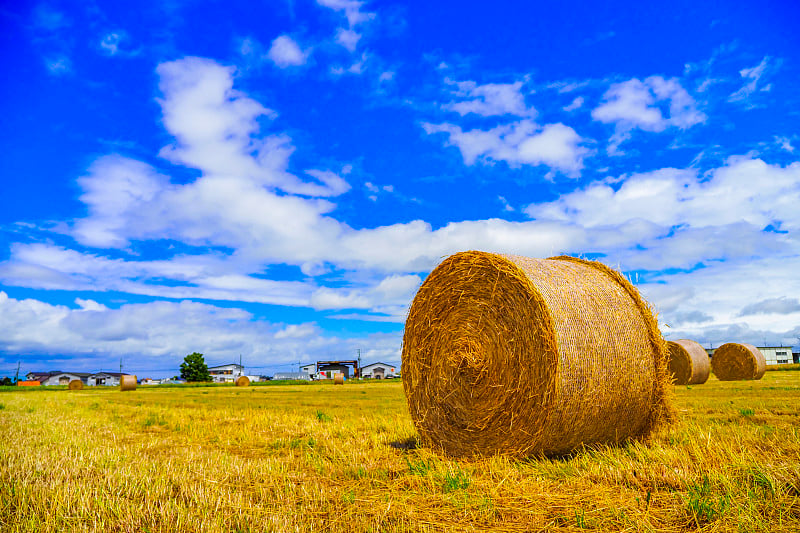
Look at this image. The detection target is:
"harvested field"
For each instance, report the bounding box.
[1,375,799,532]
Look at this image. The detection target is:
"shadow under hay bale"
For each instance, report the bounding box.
[68,379,83,391]
[119,375,137,391]
[236,376,250,387]
[333,374,344,385]
[712,343,766,381]
[402,251,672,458]
[667,339,710,385]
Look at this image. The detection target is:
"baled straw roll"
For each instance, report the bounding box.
[119,375,137,391]
[333,374,344,385]
[68,379,83,390]
[711,343,766,381]
[667,339,710,385]
[236,376,251,387]
[402,251,671,457]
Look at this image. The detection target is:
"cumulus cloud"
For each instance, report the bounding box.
[592,76,705,153]
[423,120,587,176]
[443,79,533,117]
[267,35,309,67]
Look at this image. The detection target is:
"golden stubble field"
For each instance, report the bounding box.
[1,374,799,532]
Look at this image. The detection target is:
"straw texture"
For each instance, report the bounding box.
[119,375,137,391]
[68,379,83,390]
[333,374,344,385]
[236,376,251,387]
[402,251,672,458]
[667,339,710,385]
[711,343,766,381]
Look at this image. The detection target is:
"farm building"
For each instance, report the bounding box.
[88,372,124,386]
[300,363,316,377]
[273,372,311,381]
[26,371,91,386]
[706,345,794,366]
[315,360,359,379]
[360,362,398,379]
[208,363,244,383]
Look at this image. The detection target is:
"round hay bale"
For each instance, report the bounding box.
[402,251,671,458]
[711,343,766,381]
[119,375,137,391]
[68,379,83,391]
[667,339,710,385]
[236,375,251,387]
[333,373,344,385]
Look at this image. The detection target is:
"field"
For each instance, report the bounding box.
[1,374,799,532]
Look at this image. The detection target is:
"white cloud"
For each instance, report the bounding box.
[317,0,374,27]
[423,120,587,176]
[267,35,309,67]
[528,157,800,233]
[729,57,774,104]
[335,28,361,52]
[592,76,705,153]
[776,136,795,153]
[443,80,533,117]
[563,96,584,111]
[45,56,71,75]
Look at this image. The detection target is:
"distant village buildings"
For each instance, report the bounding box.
[22,358,401,385]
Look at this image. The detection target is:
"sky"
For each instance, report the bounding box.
[1,0,799,378]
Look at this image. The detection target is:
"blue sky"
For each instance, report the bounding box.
[1,0,799,378]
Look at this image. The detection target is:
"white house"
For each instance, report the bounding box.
[38,372,91,386]
[88,372,123,386]
[757,346,793,365]
[360,362,398,379]
[300,363,316,377]
[208,363,244,383]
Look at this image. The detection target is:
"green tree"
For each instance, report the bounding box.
[180,352,211,382]
[1,377,12,386]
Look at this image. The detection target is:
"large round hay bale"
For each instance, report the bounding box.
[711,343,766,381]
[236,375,250,387]
[667,339,710,385]
[119,375,137,391]
[333,373,344,385]
[68,379,83,390]
[402,251,671,458]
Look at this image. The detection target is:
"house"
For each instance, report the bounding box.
[34,372,92,386]
[140,378,158,385]
[88,372,124,386]
[360,362,398,379]
[300,363,316,377]
[273,372,311,381]
[208,363,244,383]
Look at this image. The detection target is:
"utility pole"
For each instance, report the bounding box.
[239,353,242,374]
[357,349,361,378]
[14,361,20,383]
[119,357,122,375]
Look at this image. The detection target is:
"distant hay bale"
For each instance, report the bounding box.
[402,251,672,458]
[236,376,250,387]
[333,374,344,385]
[667,339,710,385]
[119,375,137,391]
[711,343,766,381]
[68,379,83,391]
